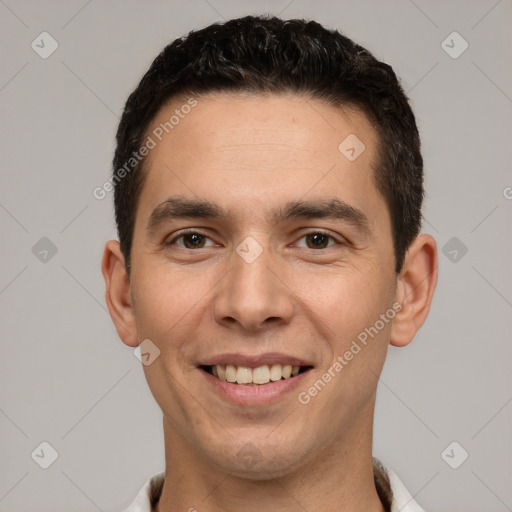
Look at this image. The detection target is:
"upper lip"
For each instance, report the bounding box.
[199,352,313,368]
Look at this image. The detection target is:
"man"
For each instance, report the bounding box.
[102,15,438,512]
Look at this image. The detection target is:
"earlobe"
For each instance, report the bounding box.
[390,234,438,348]
[101,240,139,347]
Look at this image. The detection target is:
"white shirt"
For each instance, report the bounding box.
[122,465,425,512]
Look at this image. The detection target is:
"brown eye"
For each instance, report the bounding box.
[182,233,206,249]
[304,232,332,249]
[169,232,215,249]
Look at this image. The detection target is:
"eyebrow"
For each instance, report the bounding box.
[146,195,370,235]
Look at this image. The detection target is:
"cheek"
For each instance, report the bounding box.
[296,263,393,338]
[327,272,394,377]
[297,264,396,406]
[130,262,207,342]
[299,270,394,421]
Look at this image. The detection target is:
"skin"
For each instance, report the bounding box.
[102,92,438,511]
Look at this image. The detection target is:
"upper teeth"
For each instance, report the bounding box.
[212,364,300,385]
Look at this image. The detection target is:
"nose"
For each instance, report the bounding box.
[212,242,294,332]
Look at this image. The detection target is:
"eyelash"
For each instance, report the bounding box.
[166,229,343,250]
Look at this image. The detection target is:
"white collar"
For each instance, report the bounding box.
[386,466,425,512]
[123,466,425,512]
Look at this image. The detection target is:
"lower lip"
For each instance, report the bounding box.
[200,368,312,406]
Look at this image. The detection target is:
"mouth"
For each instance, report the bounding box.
[200,364,313,386]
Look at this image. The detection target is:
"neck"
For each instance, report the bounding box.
[155,400,386,512]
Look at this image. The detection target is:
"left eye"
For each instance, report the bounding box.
[296,232,337,249]
[172,233,216,249]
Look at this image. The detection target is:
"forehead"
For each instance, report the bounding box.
[146,92,377,167]
[137,92,384,224]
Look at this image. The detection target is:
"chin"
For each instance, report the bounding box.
[204,437,314,481]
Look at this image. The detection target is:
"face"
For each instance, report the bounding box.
[126,93,400,477]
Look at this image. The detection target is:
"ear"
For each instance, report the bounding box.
[390,234,438,347]
[101,240,139,347]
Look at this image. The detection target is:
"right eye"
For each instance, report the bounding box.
[167,231,217,249]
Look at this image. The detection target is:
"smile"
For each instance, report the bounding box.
[202,364,312,385]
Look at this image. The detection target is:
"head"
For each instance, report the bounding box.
[103,15,437,480]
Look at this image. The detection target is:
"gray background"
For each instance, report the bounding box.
[1,0,511,511]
